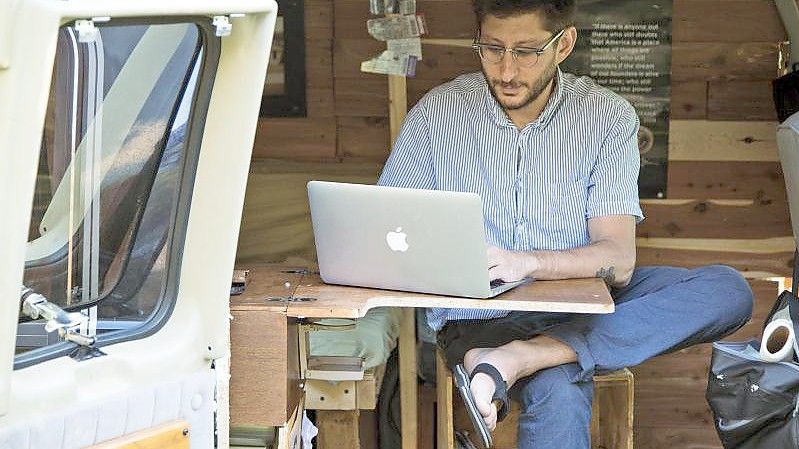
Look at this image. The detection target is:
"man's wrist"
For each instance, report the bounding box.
[524,251,542,278]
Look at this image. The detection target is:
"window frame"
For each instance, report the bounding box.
[14,17,222,369]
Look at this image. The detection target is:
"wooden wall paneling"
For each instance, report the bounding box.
[672,0,785,43]
[668,120,779,161]
[670,81,708,120]
[305,0,334,117]
[253,118,337,159]
[707,81,777,121]
[666,161,786,200]
[637,199,791,239]
[334,78,389,117]
[337,116,391,160]
[636,237,795,278]
[236,159,383,264]
[671,42,780,82]
[306,38,335,118]
[635,427,724,449]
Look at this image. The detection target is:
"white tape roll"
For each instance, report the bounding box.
[760,318,797,362]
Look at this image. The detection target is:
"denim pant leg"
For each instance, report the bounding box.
[544,264,754,382]
[515,363,593,449]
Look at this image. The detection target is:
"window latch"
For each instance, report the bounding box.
[20,287,95,347]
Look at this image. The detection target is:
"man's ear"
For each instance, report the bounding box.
[555,26,577,64]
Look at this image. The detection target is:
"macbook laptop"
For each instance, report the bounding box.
[307,181,529,298]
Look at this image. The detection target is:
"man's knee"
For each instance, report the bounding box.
[693,264,754,330]
[517,364,592,414]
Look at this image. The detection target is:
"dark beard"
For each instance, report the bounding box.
[483,59,558,111]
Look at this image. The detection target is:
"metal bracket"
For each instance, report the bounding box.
[297,320,365,382]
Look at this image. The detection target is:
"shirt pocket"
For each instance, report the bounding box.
[544,179,588,235]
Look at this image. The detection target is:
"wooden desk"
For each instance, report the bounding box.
[229,265,614,448]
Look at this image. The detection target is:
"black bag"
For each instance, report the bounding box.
[706,256,799,448]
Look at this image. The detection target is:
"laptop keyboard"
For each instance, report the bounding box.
[490,279,505,289]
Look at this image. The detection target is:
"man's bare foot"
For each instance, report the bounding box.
[462,336,578,430]
[463,345,523,430]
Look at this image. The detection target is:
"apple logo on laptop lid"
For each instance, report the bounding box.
[386,227,409,252]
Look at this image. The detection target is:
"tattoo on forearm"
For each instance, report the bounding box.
[596,266,616,285]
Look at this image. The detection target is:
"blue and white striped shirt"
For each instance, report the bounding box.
[377,69,644,331]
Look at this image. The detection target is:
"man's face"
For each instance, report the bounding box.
[478,12,562,111]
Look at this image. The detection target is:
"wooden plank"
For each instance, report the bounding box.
[335,78,388,117]
[708,80,777,121]
[89,420,190,449]
[399,308,418,449]
[594,370,635,449]
[636,237,794,277]
[389,75,408,146]
[672,0,785,43]
[672,42,780,82]
[334,77,447,118]
[637,199,791,239]
[306,0,333,39]
[306,39,335,117]
[317,410,361,449]
[436,349,454,449]
[253,117,337,160]
[666,161,786,200]
[285,274,613,318]
[668,120,778,162]
[337,117,391,161]
[633,377,712,428]
[671,81,707,120]
[236,159,382,264]
[229,310,301,427]
[635,427,722,449]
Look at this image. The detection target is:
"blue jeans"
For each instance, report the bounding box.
[436,265,754,449]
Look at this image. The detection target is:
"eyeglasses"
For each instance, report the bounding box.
[472,29,565,67]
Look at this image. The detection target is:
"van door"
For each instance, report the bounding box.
[0,1,276,447]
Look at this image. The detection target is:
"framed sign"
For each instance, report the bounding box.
[562,0,673,199]
[260,0,306,117]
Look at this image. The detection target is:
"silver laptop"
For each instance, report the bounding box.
[307,181,528,298]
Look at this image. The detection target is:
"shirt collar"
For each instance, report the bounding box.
[482,67,566,131]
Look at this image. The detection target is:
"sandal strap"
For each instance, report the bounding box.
[471,363,510,422]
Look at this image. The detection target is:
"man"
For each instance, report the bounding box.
[377,0,754,447]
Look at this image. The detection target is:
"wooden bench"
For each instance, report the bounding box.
[436,349,634,449]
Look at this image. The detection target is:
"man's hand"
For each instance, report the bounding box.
[487,246,536,282]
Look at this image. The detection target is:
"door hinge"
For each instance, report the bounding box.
[74,17,110,43]
[212,14,246,37]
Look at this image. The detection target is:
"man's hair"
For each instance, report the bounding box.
[472,0,576,34]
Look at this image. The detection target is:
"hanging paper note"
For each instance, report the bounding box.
[387,38,423,60]
[399,0,416,15]
[367,15,426,40]
[361,50,417,77]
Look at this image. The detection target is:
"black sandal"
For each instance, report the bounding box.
[452,363,510,448]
